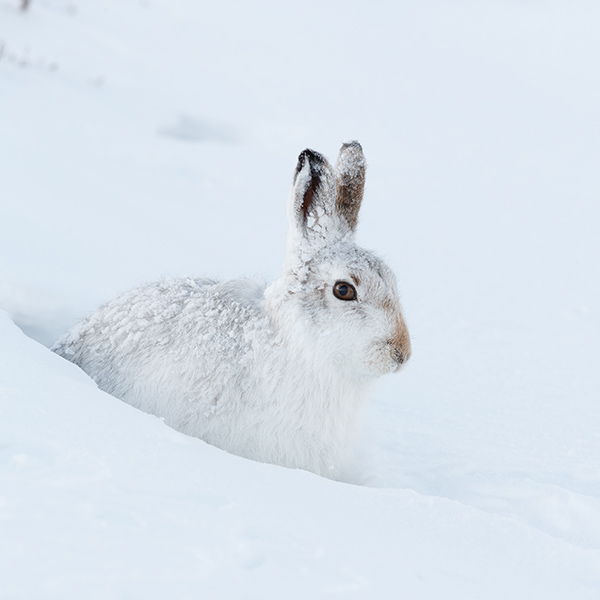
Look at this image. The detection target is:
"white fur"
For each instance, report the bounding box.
[53,142,411,479]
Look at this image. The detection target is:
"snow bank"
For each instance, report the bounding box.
[2,0,600,597]
[1,311,598,598]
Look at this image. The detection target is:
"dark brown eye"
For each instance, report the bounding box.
[333,281,357,301]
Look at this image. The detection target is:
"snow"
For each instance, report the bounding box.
[1,0,600,597]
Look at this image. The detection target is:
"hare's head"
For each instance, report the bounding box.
[270,142,411,378]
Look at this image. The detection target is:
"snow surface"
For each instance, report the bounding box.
[1,0,600,597]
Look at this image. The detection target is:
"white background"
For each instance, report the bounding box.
[1,1,599,597]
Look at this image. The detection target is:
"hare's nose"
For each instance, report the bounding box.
[392,346,410,365]
[387,343,410,368]
[390,345,405,364]
[391,319,412,365]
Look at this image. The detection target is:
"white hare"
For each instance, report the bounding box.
[53,142,411,478]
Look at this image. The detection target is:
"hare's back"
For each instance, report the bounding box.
[53,277,268,398]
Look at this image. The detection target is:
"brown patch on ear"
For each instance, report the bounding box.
[296,149,326,223]
[335,141,366,231]
[302,174,319,221]
[336,174,365,230]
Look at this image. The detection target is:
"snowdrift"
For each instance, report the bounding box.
[2,0,600,597]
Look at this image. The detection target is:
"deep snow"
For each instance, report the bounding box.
[1,0,600,598]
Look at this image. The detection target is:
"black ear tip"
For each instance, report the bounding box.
[295,148,325,177]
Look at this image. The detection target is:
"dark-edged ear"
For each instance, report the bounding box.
[335,141,366,232]
[290,148,337,232]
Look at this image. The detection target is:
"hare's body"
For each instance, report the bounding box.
[54,143,411,478]
[56,276,369,475]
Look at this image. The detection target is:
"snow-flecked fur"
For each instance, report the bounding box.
[53,142,411,478]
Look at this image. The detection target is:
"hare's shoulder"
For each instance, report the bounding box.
[127,277,271,366]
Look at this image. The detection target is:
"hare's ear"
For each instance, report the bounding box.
[289,148,338,237]
[335,141,366,232]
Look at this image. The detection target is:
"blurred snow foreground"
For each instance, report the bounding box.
[1,0,600,598]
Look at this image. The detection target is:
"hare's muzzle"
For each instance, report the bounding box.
[389,344,408,366]
[388,320,412,371]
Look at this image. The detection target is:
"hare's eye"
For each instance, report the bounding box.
[333,281,357,301]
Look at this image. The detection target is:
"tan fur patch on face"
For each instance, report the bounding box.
[391,317,412,363]
[379,297,412,365]
[380,297,396,312]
